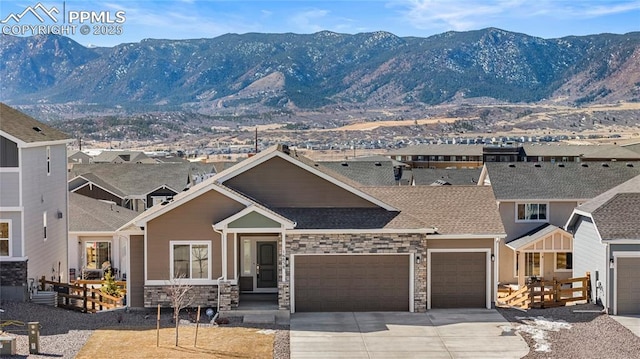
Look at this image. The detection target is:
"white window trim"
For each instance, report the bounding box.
[0,219,12,257]
[43,211,47,241]
[46,146,51,176]
[515,202,549,223]
[169,240,212,282]
[554,252,573,272]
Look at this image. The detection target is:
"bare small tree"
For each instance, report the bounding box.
[165,275,194,346]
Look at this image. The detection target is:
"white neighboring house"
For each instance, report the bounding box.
[68,192,138,282]
[0,103,72,300]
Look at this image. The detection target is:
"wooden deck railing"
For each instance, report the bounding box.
[497,272,591,310]
[38,276,126,313]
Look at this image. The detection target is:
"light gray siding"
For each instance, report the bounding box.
[21,144,68,281]
[609,244,640,310]
[501,201,579,241]
[0,211,22,257]
[572,216,608,308]
[0,172,20,206]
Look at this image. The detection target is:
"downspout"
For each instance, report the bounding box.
[213,275,224,322]
[213,227,226,320]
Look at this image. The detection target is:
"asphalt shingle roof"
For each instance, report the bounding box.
[412,168,482,186]
[318,161,398,186]
[575,175,640,240]
[69,192,138,232]
[522,143,640,159]
[0,103,70,143]
[272,208,416,229]
[364,186,504,235]
[69,162,215,196]
[485,162,640,200]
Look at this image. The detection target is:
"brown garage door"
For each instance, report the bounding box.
[431,252,486,308]
[294,255,409,312]
[617,257,640,315]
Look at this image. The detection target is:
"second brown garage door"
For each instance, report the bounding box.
[616,257,640,315]
[294,255,409,312]
[430,252,487,308]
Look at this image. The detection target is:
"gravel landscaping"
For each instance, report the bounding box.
[0,301,289,359]
[498,303,640,359]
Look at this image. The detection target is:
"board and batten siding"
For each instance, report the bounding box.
[21,144,69,281]
[572,216,607,308]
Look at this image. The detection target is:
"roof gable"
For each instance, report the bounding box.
[506,224,573,251]
[0,103,70,144]
[217,145,397,210]
[215,205,295,230]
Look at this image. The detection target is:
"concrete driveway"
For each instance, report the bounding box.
[290,309,529,358]
[611,315,640,337]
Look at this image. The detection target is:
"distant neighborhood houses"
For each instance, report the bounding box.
[1,103,639,317]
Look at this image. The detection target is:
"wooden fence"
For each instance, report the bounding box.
[498,272,591,310]
[39,276,126,313]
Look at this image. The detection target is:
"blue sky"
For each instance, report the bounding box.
[1,0,639,47]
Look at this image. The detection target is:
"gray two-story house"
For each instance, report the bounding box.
[0,103,72,300]
[480,162,640,288]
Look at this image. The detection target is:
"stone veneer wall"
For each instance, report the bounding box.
[0,259,28,301]
[218,281,239,311]
[281,233,427,312]
[144,285,218,308]
[278,281,290,310]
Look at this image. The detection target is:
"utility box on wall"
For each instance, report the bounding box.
[0,336,17,355]
[28,322,40,354]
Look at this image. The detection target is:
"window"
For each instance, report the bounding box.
[43,212,47,240]
[171,242,210,280]
[85,241,112,269]
[525,253,541,277]
[517,203,547,221]
[46,146,51,175]
[0,221,9,256]
[461,155,467,161]
[437,155,444,161]
[555,252,573,271]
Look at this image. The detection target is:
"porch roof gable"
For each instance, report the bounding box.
[214,205,295,230]
[507,223,573,251]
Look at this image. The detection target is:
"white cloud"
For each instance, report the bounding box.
[289,9,330,33]
[392,0,640,31]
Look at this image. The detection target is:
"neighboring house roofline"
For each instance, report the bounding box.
[69,175,126,200]
[145,184,180,196]
[0,131,72,147]
[214,145,399,211]
[69,231,121,236]
[565,210,605,244]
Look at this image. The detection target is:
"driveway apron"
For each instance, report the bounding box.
[290,309,529,358]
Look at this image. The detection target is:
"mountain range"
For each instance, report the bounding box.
[2,28,640,113]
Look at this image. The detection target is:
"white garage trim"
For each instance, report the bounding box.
[612,251,640,315]
[289,253,414,314]
[427,248,492,310]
